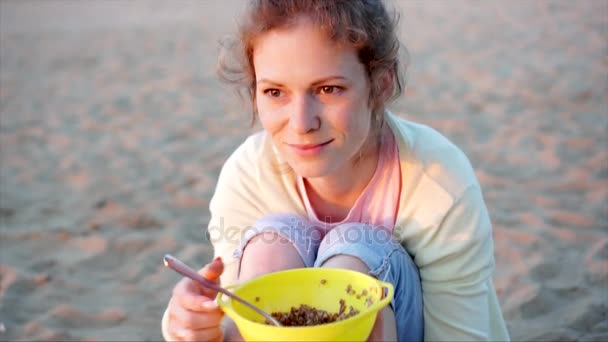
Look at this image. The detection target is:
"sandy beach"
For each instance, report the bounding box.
[0,0,606,340]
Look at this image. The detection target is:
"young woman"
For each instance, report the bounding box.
[162,0,509,341]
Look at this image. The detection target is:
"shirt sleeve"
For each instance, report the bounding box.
[160,146,264,341]
[419,185,507,341]
[206,145,263,287]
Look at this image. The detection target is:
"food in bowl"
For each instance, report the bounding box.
[217,268,394,341]
[266,299,360,326]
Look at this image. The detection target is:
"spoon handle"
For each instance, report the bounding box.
[163,254,282,327]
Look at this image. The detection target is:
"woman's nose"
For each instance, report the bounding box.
[289,94,320,133]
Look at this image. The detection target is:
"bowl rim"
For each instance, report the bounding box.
[217,268,394,330]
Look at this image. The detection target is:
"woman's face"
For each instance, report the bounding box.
[253,19,373,179]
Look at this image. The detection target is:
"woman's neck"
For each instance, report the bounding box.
[304,135,381,223]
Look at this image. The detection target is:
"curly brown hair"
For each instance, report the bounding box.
[217,0,407,129]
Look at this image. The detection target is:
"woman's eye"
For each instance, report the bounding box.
[264,89,282,97]
[319,86,339,94]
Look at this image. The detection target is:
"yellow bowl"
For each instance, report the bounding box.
[217,268,394,341]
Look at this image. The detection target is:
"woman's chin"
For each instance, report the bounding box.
[289,161,332,179]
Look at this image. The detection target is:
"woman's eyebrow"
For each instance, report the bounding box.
[257,76,349,87]
[311,76,348,86]
[256,79,284,86]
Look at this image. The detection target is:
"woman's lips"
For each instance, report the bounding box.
[290,140,333,150]
[287,139,333,156]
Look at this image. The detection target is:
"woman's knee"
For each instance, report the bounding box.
[314,222,414,281]
[315,223,379,272]
[241,230,303,263]
[238,213,319,281]
[239,231,304,281]
[320,253,369,273]
[318,223,392,251]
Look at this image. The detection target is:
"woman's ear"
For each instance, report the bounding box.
[369,69,395,111]
[379,69,395,101]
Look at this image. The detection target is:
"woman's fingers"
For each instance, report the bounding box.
[172,278,205,312]
[179,257,225,300]
[199,257,224,281]
[169,298,224,330]
[173,277,221,312]
[167,258,226,341]
[170,320,223,342]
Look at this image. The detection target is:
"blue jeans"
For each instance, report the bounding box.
[234,213,424,341]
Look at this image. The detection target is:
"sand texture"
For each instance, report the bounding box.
[0,1,606,341]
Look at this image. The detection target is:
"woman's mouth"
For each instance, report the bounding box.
[287,139,334,157]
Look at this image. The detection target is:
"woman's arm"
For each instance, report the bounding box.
[419,185,510,341]
[206,143,264,287]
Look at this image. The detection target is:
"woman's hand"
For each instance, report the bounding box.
[167,257,225,341]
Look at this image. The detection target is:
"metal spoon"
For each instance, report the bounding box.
[163,254,282,327]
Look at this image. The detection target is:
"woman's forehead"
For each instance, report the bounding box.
[252,21,364,84]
